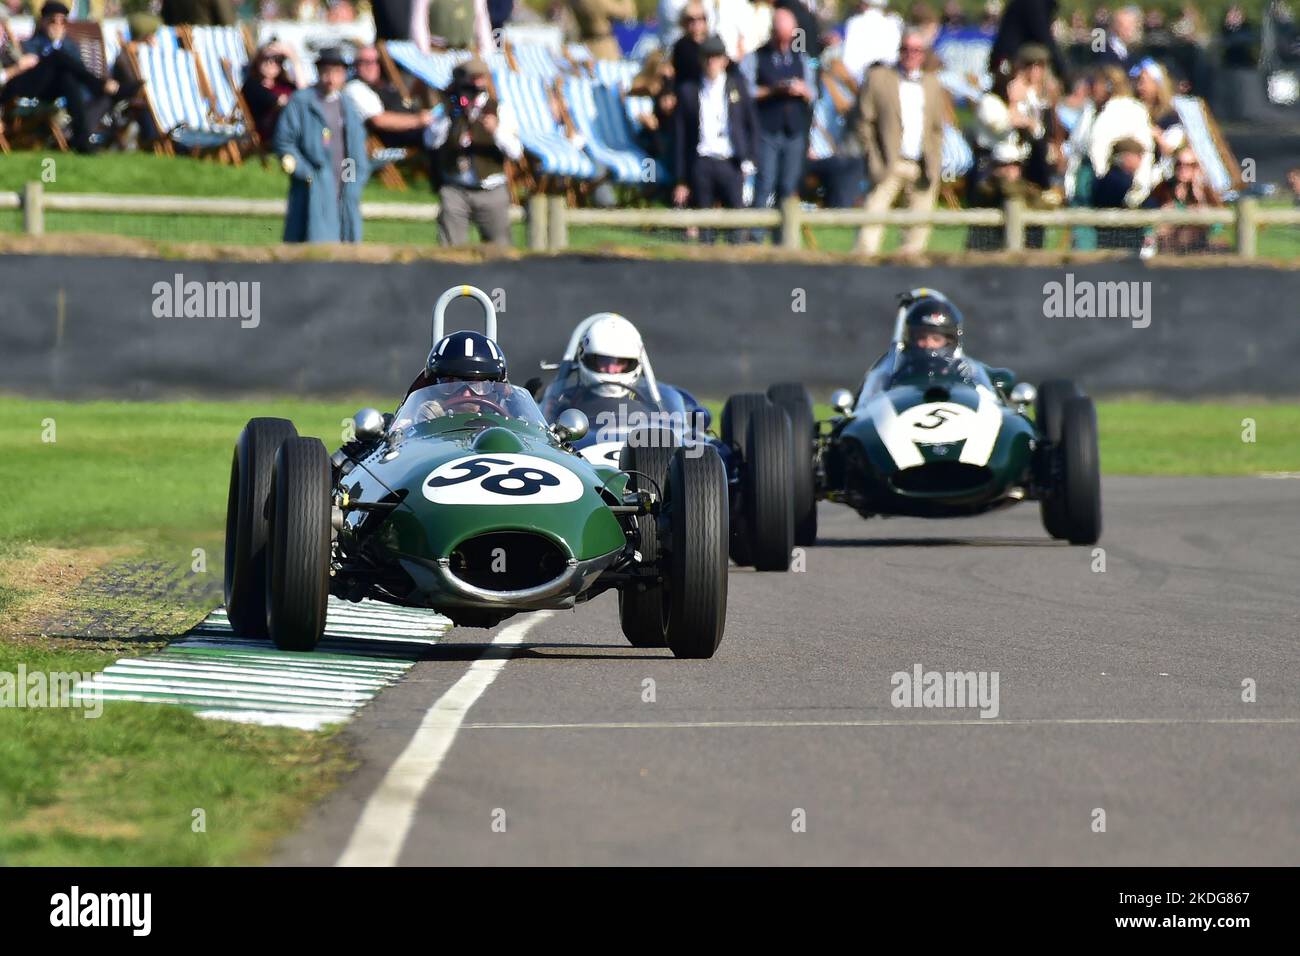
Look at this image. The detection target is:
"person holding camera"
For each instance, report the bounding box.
[425,57,523,247]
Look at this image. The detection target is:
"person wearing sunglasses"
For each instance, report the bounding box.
[852,28,946,255]
[344,45,432,149]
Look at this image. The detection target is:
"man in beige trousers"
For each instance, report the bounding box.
[852,29,946,255]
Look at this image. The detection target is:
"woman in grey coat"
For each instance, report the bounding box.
[273,49,373,243]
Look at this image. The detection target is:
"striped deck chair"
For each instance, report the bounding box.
[808,80,846,162]
[509,42,561,79]
[103,22,125,71]
[188,25,250,120]
[65,21,109,79]
[154,25,181,51]
[940,124,974,182]
[562,75,660,185]
[492,68,596,180]
[592,58,639,91]
[131,41,243,155]
[384,41,470,90]
[1173,95,1240,197]
[623,93,654,130]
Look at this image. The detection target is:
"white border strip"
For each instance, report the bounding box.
[336,612,552,867]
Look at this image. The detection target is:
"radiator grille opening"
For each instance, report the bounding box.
[448,532,570,591]
[890,462,993,495]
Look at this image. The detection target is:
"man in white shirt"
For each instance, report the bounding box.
[841,0,904,85]
[852,29,946,254]
[673,34,759,241]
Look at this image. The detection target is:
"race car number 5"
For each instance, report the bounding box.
[422,453,584,505]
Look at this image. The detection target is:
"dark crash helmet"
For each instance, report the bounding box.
[426,330,508,384]
[902,296,964,360]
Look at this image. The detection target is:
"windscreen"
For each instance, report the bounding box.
[390,382,548,435]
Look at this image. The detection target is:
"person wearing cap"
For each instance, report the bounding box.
[242,42,305,147]
[852,28,946,255]
[2,2,122,152]
[272,48,373,243]
[424,56,523,246]
[1091,135,1147,249]
[672,34,760,241]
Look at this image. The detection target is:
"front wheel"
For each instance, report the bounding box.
[617,432,678,649]
[767,381,818,546]
[743,404,794,571]
[663,447,729,659]
[224,417,298,638]
[266,437,332,651]
[1040,396,1102,545]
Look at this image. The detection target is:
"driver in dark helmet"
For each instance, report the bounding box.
[398,329,517,422]
[891,288,1020,396]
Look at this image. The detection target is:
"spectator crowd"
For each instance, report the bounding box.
[2,0,1296,251]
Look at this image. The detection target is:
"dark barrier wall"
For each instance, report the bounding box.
[3,254,1297,399]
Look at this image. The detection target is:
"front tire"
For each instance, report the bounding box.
[663,447,729,659]
[265,437,332,652]
[617,431,677,649]
[721,392,774,566]
[767,381,818,546]
[1036,380,1081,540]
[224,417,297,638]
[743,404,794,571]
[1054,397,1102,544]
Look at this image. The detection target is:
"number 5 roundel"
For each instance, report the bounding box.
[422,453,585,505]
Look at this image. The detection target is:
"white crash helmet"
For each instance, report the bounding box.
[576,313,644,397]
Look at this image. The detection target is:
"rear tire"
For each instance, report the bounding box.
[266,437,332,652]
[743,405,794,571]
[617,432,677,649]
[1055,397,1102,545]
[663,448,729,659]
[1036,380,1081,540]
[767,381,818,546]
[224,417,297,638]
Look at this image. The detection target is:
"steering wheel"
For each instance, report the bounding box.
[442,394,509,418]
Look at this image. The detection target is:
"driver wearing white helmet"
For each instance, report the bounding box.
[574,313,646,399]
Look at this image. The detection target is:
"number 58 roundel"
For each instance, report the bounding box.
[421,453,585,505]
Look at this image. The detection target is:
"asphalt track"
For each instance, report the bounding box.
[276,477,1300,866]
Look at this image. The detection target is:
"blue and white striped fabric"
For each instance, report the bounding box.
[134,42,242,149]
[940,123,974,181]
[563,75,660,184]
[510,42,562,79]
[492,69,596,179]
[566,43,593,65]
[189,25,249,119]
[808,81,846,162]
[592,58,639,91]
[102,20,126,70]
[623,93,654,130]
[384,41,470,89]
[1173,95,1232,196]
[154,25,180,50]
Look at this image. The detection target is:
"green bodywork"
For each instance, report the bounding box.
[343,413,628,564]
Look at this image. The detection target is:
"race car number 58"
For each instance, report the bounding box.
[422,454,584,505]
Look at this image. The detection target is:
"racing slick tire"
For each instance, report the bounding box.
[663,447,729,659]
[265,437,332,652]
[1053,397,1102,545]
[617,432,678,648]
[1035,380,1082,540]
[224,417,298,638]
[767,381,818,546]
[743,405,795,571]
[721,392,777,566]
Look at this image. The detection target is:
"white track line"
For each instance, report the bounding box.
[462,716,1300,730]
[336,612,553,867]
